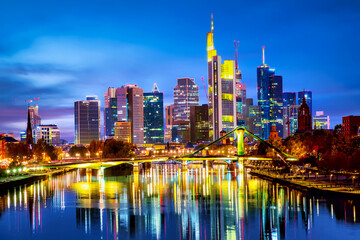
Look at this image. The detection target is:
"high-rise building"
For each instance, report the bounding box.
[236,82,247,127]
[297,96,312,133]
[164,104,174,142]
[257,47,283,139]
[171,121,190,143]
[116,84,144,145]
[207,16,236,140]
[36,125,60,145]
[297,91,312,116]
[173,78,199,122]
[246,98,262,138]
[313,111,330,130]
[283,92,297,138]
[190,104,209,142]
[27,104,41,141]
[143,83,164,144]
[74,96,101,144]
[104,97,117,138]
[104,87,116,138]
[342,115,360,138]
[114,122,131,143]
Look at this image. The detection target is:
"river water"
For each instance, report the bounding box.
[0,164,360,240]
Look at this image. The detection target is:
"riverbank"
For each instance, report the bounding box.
[0,168,73,192]
[249,168,360,199]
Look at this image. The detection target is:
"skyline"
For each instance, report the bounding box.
[1,0,360,141]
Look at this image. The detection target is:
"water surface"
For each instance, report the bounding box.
[0,164,359,239]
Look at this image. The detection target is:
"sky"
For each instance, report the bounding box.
[0,0,360,141]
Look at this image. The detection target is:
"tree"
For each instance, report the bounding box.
[33,139,59,161]
[102,139,135,158]
[69,146,88,158]
[88,140,104,157]
[6,142,32,162]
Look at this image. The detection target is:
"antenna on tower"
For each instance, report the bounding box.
[211,13,213,32]
[262,46,265,65]
[234,40,239,71]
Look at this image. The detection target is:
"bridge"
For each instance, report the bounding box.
[53,127,297,170]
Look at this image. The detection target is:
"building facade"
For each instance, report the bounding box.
[246,98,262,138]
[104,87,116,138]
[297,91,312,117]
[313,111,330,130]
[143,84,164,144]
[116,85,144,145]
[114,122,131,143]
[190,104,209,142]
[36,125,60,145]
[297,96,312,133]
[342,115,360,138]
[74,96,101,144]
[173,78,199,122]
[165,104,174,143]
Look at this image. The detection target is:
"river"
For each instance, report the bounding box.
[0,164,359,239]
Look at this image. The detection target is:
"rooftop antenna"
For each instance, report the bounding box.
[262,46,265,65]
[211,13,213,32]
[234,40,239,71]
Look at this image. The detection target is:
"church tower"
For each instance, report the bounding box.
[297,94,312,132]
[26,108,33,145]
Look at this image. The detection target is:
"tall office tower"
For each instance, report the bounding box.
[283,92,298,138]
[257,47,283,139]
[26,108,33,145]
[164,104,174,142]
[171,121,190,143]
[297,91,312,116]
[115,84,144,145]
[190,104,209,142]
[104,87,116,138]
[104,97,117,138]
[234,41,247,127]
[207,16,236,140]
[74,96,101,144]
[36,125,60,145]
[313,111,330,130]
[143,83,164,144]
[28,105,41,141]
[246,98,262,138]
[114,122,131,143]
[297,96,312,132]
[342,115,360,138]
[173,78,199,122]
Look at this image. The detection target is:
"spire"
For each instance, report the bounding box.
[211,13,213,32]
[262,46,265,65]
[152,83,160,93]
[26,107,33,145]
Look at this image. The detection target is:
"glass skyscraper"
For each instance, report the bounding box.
[257,48,283,139]
[104,97,117,138]
[74,96,101,144]
[173,78,199,122]
[283,92,298,138]
[143,84,164,144]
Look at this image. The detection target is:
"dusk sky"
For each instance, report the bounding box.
[1,0,359,141]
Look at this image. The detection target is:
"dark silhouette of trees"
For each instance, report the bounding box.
[6,142,32,161]
[102,139,135,158]
[69,145,88,158]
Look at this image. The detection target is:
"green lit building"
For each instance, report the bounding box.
[143,84,164,143]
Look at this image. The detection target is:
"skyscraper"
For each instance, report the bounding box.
[164,104,174,142]
[104,87,116,138]
[283,92,298,138]
[114,122,131,143]
[246,98,262,138]
[104,97,117,138]
[257,47,283,139]
[116,84,144,145]
[190,104,209,142]
[173,78,199,122]
[298,91,312,116]
[207,15,236,140]
[27,104,41,142]
[143,83,164,144]
[74,96,101,144]
[234,41,247,127]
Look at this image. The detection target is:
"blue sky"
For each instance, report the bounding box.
[0,0,359,141]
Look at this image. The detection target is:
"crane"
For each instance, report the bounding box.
[201,76,208,101]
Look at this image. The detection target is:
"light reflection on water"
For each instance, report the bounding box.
[0,164,360,240]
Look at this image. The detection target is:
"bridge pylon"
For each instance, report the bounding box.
[236,128,245,156]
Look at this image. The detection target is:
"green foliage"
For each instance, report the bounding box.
[102,139,135,158]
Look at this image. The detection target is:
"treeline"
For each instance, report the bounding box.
[261,125,360,170]
[69,139,135,158]
[6,139,60,163]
